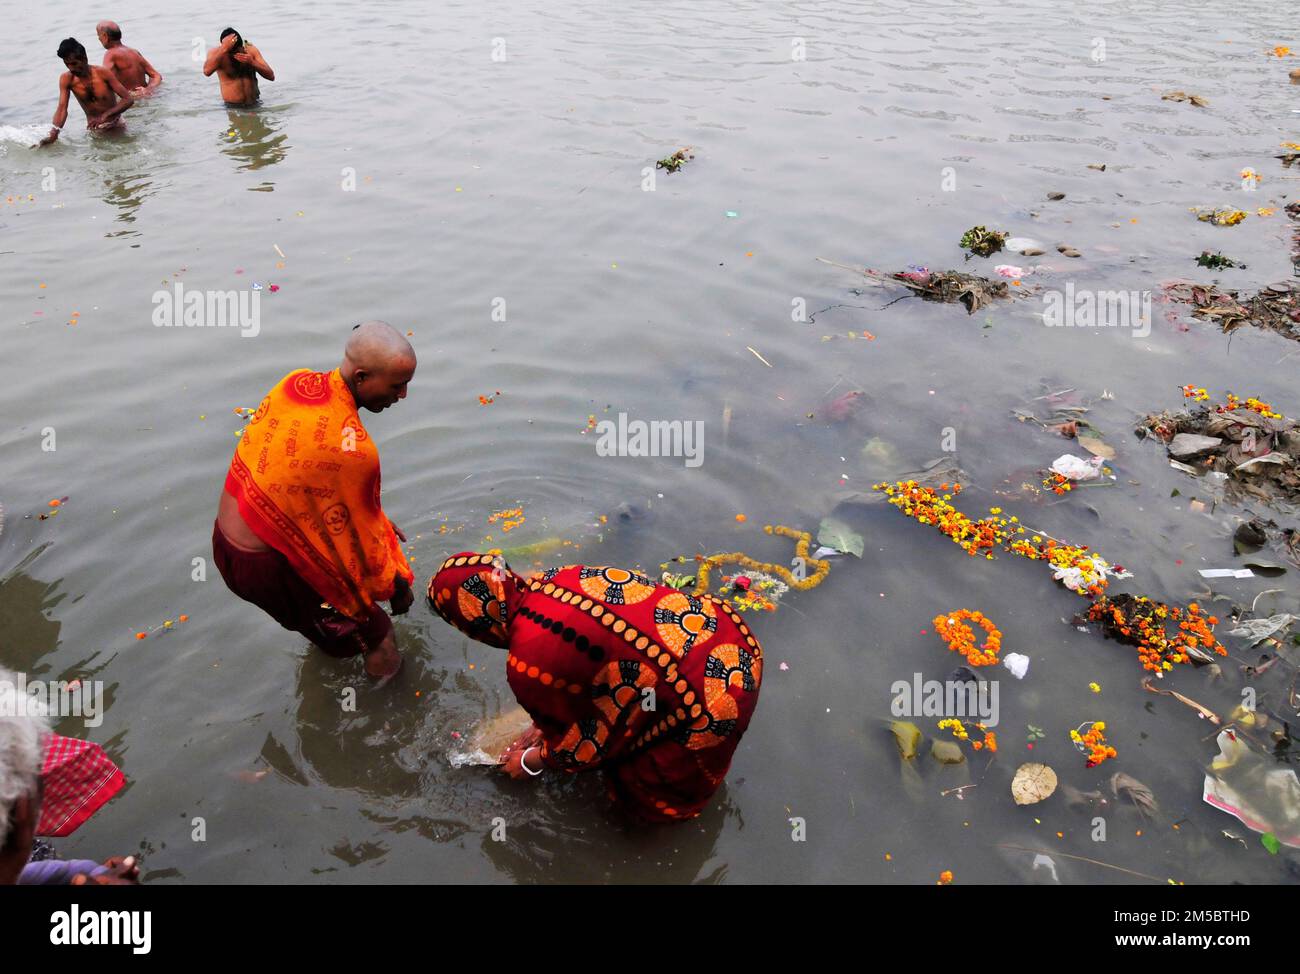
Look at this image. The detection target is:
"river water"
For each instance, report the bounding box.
[2,0,1298,884]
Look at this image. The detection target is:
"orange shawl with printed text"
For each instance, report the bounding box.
[224,368,412,621]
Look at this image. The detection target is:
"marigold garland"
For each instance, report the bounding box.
[938,718,998,752]
[934,609,1002,666]
[1088,596,1225,673]
[877,480,1117,598]
[680,524,831,599]
[875,480,1225,674]
[1182,383,1282,419]
[1041,472,1074,495]
[1071,721,1117,768]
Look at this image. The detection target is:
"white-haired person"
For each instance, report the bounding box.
[0,666,137,885]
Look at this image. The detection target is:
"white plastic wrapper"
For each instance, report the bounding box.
[1051,453,1103,481]
[1003,652,1030,679]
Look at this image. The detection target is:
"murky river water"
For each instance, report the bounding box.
[2,0,1298,883]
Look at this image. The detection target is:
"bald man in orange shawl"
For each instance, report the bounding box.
[213,322,416,678]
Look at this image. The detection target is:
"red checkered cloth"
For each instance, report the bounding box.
[36,733,126,837]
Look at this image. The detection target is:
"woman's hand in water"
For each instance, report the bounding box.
[37,130,59,147]
[500,727,545,779]
[501,743,544,780]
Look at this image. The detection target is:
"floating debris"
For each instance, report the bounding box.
[1192,207,1248,226]
[1195,251,1243,270]
[823,390,865,423]
[958,225,1007,257]
[875,479,1226,674]
[1140,386,1299,504]
[890,268,1009,315]
[655,147,694,173]
[1162,90,1209,107]
[1203,728,1300,848]
[488,507,525,532]
[1089,595,1225,672]
[1162,277,1300,342]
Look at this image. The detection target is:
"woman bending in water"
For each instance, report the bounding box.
[429,554,763,822]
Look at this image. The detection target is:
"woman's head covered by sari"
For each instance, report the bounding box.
[426,552,527,649]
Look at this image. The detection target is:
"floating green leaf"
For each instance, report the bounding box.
[818,516,864,558]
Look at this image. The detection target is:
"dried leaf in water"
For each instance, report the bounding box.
[1110,772,1159,818]
[1234,452,1291,473]
[931,740,966,765]
[890,720,922,760]
[1077,434,1115,460]
[1012,763,1058,805]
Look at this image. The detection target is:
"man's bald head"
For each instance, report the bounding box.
[96,21,122,46]
[340,320,416,413]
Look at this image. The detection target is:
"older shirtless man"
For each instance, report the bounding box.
[203,28,274,106]
[213,323,417,679]
[38,38,133,146]
[97,20,162,96]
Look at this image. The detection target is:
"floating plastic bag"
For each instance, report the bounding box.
[1051,453,1103,481]
[1202,729,1300,848]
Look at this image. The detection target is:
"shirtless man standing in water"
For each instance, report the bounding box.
[203,28,275,106]
[97,20,162,97]
[38,38,134,146]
